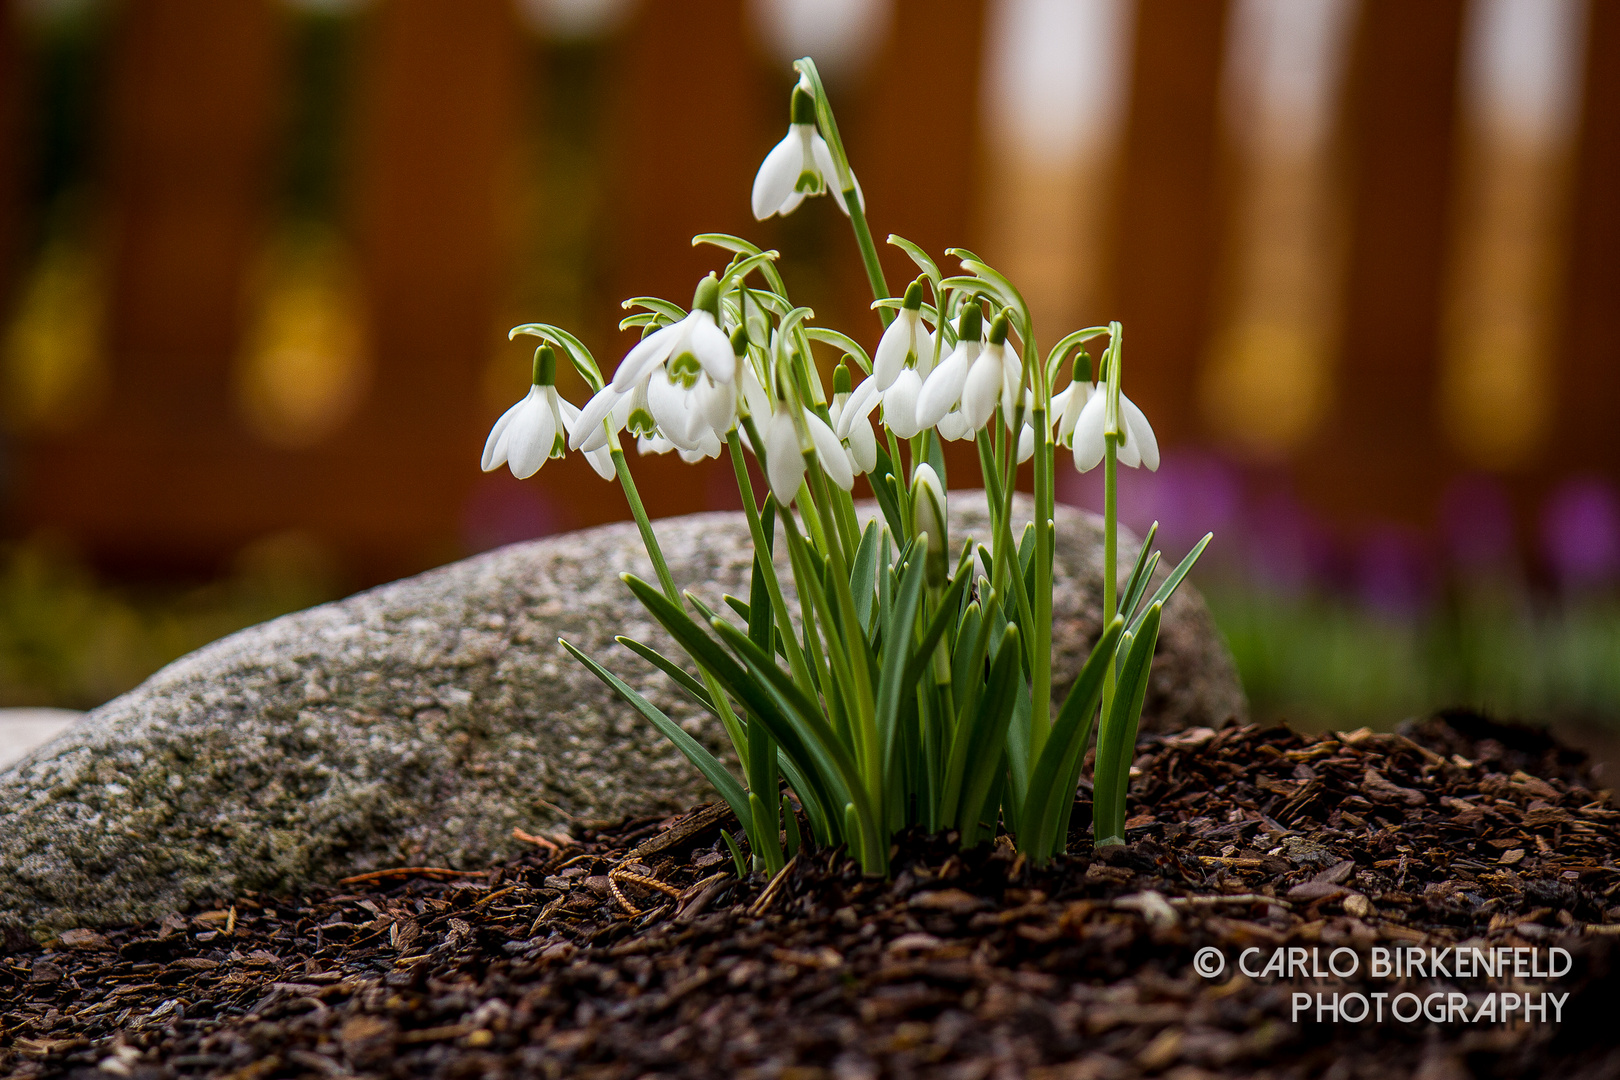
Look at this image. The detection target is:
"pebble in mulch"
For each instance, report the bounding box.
[2,712,1617,1079]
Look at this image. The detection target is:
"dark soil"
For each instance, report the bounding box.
[3,712,1618,1079]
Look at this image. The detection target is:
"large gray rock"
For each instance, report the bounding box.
[0,495,1243,933]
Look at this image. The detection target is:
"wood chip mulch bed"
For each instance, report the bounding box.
[3,710,1619,1079]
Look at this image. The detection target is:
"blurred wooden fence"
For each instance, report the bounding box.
[0,0,1614,587]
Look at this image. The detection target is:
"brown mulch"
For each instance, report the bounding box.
[3,711,1618,1080]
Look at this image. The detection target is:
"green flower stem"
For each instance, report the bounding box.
[612,447,678,601]
[804,458,878,736]
[727,428,815,696]
[1030,404,1053,757]
[847,201,891,324]
[793,57,891,322]
[612,445,751,768]
[1099,433,1119,748]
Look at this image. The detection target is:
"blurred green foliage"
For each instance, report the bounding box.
[0,533,341,710]
[1207,582,1620,731]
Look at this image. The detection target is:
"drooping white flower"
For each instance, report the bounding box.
[958,311,1021,433]
[482,347,568,480]
[559,399,615,480]
[829,363,878,475]
[915,303,985,431]
[571,275,738,453]
[764,405,804,506]
[936,408,972,442]
[881,368,927,439]
[751,80,864,220]
[1071,379,1159,473]
[1049,350,1095,447]
[873,280,934,390]
[806,409,854,491]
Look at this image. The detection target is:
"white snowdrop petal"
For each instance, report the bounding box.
[883,369,925,439]
[740,364,771,419]
[751,131,803,221]
[505,391,555,479]
[611,323,679,392]
[960,352,1002,431]
[806,410,854,491]
[1071,389,1107,473]
[836,378,882,438]
[697,375,735,434]
[915,343,973,430]
[873,314,913,390]
[1123,393,1160,471]
[569,385,618,451]
[1017,424,1035,464]
[765,410,805,505]
[850,419,878,473]
[689,314,736,385]
[811,135,850,216]
[1117,430,1142,469]
[481,391,531,472]
[936,409,971,441]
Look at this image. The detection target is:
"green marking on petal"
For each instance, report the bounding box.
[795,170,823,195]
[669,352,702,386]
[629,408,659,437]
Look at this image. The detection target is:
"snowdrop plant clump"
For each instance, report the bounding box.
[481,58,1209,877]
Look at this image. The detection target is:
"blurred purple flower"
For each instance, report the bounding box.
[1440,475,1516,574]
[1540,477,1620,589]
[1355,527,1432,619]
[1057,449,1239,558]
[1243,490,1332,596]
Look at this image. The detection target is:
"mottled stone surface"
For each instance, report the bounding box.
[0,495,1243,933]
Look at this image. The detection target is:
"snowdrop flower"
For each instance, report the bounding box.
[910,463,948,587]
[482,346,569,480]
[915,303,984,431]
[1070,369,1159,473]
[830,362,878,475]
[936,409,973,442]
[763,399,856,507]
[882,367,927,439]
[752,80,864,220]
[959,311,1022,433]
[558,399,615,480]
[1049,350,1094,448]
[873,280,934,390]
[570,275,735,451]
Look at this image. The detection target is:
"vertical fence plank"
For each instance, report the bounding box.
[591,0,764,519]
[848,0,986,325]
[101,0,281,431]
[1296,0,1467,531]
[13,0,283,574]
[1554,0,1620,481]
[1105,0,1230,448]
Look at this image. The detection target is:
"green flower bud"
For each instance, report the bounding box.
[691,273,721,321]
[956,301,983,342]
[833,360,852,395]
[731,325,749,355]
[532,345,557,387]
[902,279,925,311]
[1073,348,1094,384]
[988,310,1011,347]
[910,463,948,588]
